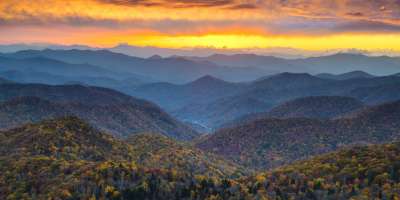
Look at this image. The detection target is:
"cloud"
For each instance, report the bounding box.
[228,3,258,10]
[99,0,236,8]
[1,0,400,36]
[334,20,400,33]
[346,12,364,17]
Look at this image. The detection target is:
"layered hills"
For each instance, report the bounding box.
[316,70,375,80]
[126,133,246,177]
[0,83,197,140]
[0,117,249,199]
[0,116,135,161]
[196,100,400,169]
[1,49,266,83]
[241,142,400,199]
[229,96,365,126]
[142,73,400,130]
[1,117,400,199]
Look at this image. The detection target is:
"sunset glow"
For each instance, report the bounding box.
[1,0,400,52]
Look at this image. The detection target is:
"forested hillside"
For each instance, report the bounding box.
[1,117,400,199]
[0,83,197,140]
[134,72,400,130]
[225,96,365,127]
[0,117,247,199]
[240,142,400,199]
[126,133,247,178]
[197,100,400,169]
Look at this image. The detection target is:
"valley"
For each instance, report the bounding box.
[1,48,400,200]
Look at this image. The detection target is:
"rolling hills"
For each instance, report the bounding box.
[2,49,268,83]
[130,75,245,111]
[0,55,132,79]
[0,83,198,140]
[0,117,248,199]
[0,117,241,177]
[241,142,400,199]
[196,100,400,169]
[186,53,400,75]
[2,49,400,131]
[126,133,247,177]
[151,73,400,129]
[174,96,272,131]
[350,83,400,105]
[1,48,400,199]
[229,96,365,125]
[0,116,135,161]
[0,69,146,91]
[1,117,400,199]
[260,96,365,119]
[0,51,150,91]
[316,70,375,80]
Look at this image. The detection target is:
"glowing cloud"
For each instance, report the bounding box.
[1,0,400,51]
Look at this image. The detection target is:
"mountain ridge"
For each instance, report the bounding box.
[0,83,198,140]
[225,96,365,126]
[196,100,400,169]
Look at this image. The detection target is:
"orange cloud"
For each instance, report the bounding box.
[1,0,400,51]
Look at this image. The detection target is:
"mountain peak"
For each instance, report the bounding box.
[267,72,317,81]
[252,72,326,90]
[317,70,374,80]
[148,54,163,60]
[342,70,373,76]
[190,75,227,85]
[276,72,311,76]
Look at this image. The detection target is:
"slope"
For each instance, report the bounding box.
[131,75,245,111]
[126,133,247,177]
[0,83,198,140]
[242,142,400,199]
[0,116,135,161]
[316,70,375,80]
[196,100,400,169]
[0,118,248,199]
[233,96,365,124]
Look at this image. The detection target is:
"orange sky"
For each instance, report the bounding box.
[1,0,400,51]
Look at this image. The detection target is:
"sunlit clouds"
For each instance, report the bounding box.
[1,0,400,51]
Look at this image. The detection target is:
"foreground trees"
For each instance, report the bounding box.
[1,118,400,199]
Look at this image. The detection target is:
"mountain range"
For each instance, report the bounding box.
[2,50,400,85]
[134,72,400,131]
[227,96,365,125]
[316,70,375,80]
[1,48,400,199]
[0,49,267,83]
[0,117,249,199]
[196,100,400,169]
[130,75,245,111]
[185,53,400,75]
[1,115,399,199]
[3,49,399,131]
[0,83,197,140]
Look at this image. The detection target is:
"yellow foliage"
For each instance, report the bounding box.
[105,185,115,193]
[60,189,72,198]
[255,174,266,183]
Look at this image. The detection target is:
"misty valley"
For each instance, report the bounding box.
[0,48,400,200]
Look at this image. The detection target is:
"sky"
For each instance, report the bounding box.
[1,0,400,53]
